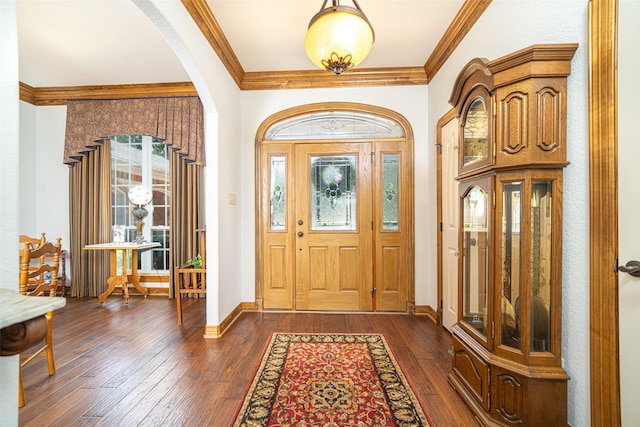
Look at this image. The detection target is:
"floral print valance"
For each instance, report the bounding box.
[64,97,205,166]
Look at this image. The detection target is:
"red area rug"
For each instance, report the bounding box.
[232,333,434,426]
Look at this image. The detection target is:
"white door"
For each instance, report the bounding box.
[618,1,640,424]
[441,116,459,331]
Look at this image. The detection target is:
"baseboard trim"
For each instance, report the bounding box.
[414,305,439,324]
[204,302,439,338]
[204,303,243,339]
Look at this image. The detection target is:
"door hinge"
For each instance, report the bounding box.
[491,320,495,339]
[492,191,496,208]
[440,222,443,232]
[370,151,375,163]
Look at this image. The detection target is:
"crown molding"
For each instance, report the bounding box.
[424,0,492,82]
[181,0,245,87]
[19,82,37,105]
[241,67,428,91]
[19,82,198,106]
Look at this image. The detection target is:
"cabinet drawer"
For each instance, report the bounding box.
[451,335,490,410]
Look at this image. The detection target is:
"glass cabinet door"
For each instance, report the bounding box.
[500,181,522,350]
[461,181,491,341]
[463,97,489,165]
[459,88,492,176]
[530,181,553,352]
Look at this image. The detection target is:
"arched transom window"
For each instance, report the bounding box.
[264,111,405,140]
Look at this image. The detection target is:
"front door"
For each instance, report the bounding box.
[258,104,414,312]
[295,143,372,310]
[260,140,412,311]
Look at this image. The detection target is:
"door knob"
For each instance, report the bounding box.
[617,260,640,277]
[298,231,304,237]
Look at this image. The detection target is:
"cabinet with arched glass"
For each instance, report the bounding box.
[447,44,577,426]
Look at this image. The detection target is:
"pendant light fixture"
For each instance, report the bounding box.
[304,0,375,76]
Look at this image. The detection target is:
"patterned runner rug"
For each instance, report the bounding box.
[232,333,435,426]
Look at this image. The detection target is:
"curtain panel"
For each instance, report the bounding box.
[66,97,205,298]
[64,97,205,166]
[170,156,204,298]
[69,142,112,297]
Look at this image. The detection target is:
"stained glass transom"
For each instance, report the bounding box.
[265,112,404,140]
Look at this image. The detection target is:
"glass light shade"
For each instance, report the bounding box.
[128,185,152,206]
[304,7,374,73]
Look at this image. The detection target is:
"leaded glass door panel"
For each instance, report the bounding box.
[261,143,295,309]
[295,143,373,310]
[374,141,411,311]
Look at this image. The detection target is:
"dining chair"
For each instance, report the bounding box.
[174,229,206,325]
[18,237,62,407]
[19,233,67,296]
[19,232,46,248]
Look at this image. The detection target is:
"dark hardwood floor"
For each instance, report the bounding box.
[18,295,477,426]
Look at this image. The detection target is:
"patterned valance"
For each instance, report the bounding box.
[64,97,205,166]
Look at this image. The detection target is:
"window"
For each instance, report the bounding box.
[111,135,170,273]
[265,111,404,140]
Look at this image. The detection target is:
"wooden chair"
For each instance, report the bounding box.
[20,233,67,296]
[19,232,46,248]
[174,229,206,325]
[18,237,62,407]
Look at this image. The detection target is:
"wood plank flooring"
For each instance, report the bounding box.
[18,296,477,426]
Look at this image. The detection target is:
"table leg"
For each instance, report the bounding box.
[98,248,136,304]
[98,250,120,304]
[99,275,127,304]
[122,249,130,304]
[128,249,148,297]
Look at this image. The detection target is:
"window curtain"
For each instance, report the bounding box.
[69,142,112,297]
[65,97,205,298]
[64,97,204,166]
[170,155,204,298]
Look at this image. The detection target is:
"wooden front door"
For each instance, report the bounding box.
[295,143,372,310]
[261,140,412,312]
[258,105,414,312]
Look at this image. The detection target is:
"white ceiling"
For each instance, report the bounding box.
[17,0,465,88]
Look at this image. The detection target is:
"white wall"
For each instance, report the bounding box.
[239,86,431,304]
[427,1,590,425]
[18,102,37,233]
[135,0,244,325]
[19,104,70,281]
[33,107,70,247]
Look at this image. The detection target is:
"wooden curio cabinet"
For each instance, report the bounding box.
[447,44,578,426]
